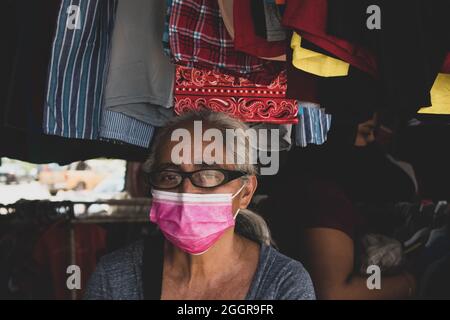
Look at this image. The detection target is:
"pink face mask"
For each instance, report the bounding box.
[149,185,245,255]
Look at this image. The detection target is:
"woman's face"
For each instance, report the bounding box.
[354,116,378,147]
[153,123,257,213]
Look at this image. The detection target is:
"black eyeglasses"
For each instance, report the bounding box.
[149,169,248,189]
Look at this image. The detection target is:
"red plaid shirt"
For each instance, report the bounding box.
[169,0,284,85]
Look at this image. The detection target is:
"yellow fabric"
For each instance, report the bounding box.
[290,32,350,78]
[419,73,450,115]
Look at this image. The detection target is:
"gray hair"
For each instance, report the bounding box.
[143,110,272,246]
[236,209,273,246]
[143,110,258,175]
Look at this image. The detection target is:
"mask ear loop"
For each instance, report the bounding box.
[231,182,247,199]
[231,180,248,219]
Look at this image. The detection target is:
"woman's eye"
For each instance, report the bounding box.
[200,173,218,181]
[161,173,178,181]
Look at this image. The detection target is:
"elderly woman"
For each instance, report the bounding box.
[85,111,315,300]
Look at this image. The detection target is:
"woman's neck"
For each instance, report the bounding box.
[164,230,246,284]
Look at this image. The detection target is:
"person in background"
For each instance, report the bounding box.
[85,110,315,300]
[262,114,419,299]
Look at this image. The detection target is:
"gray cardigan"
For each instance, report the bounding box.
[84,241,316,300]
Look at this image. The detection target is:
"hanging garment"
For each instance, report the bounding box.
[291,32,349,78]
[233,0,285,59]
[169,0,283,85]
[326,0,450,121]
[217,0,234,39]
[403,227,431,257]
[100,106,170,147]
[420,253,450,299]
[286,68,320,104]
[249,0,287,43]
[100,0,175,147]
[174,65,298,124]
[2,0,61,133]
[295,103,332,147]
[0,126,150,165]
[418,74,450,115]
[265,0,285,4]
[100,111,156,149]
[386,155,419,195]
[282,0,377,77]
[101,0,174,126]
[392,203,434,243]
[359,234,403,275]
[162,0,173,56]
[0,0,150,164]
[218,0,285,62]
[44,0,118,140]
[426,225,449,248]
[318,66,381,125]
[251,0,268,40]
[285,43,320,103]
[248,123,293,152]
[0,1,16,123]
[263,0,286,42]
[409,224,450,281]
[33,220,107,300]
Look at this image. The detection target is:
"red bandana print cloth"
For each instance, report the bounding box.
[174,65,298,124]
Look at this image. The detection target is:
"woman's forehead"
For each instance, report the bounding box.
[155,161,235,171]
[157,133,236,167]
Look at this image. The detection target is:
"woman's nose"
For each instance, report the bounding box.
[178,176,197,194]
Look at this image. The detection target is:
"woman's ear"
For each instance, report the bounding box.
[239,175,258,209]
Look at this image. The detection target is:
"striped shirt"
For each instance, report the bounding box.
[295,102,332,147]
[44,0,117,140]
[100,110,155,149]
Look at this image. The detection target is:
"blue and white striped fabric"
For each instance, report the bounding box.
[162,0,173,56]
[295,102,332,147]
[100,110,156,148]
[44,0,117,140]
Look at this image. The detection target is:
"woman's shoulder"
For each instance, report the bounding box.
[255,245,316,300]
[92,240,144,285]
[261,245,310,278]
[84,241,144,300]
[99,240,144,272]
